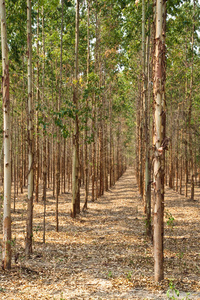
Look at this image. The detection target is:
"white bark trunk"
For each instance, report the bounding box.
[0,0,12,269]
[153,0,166,282]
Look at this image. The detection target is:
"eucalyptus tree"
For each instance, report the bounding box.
[83,0,90,211]
[142,0,151,235]
[35,0,40,203]
[0,0,12,270]
[166,0,200,197]
[25,0,34,256]
[71,0,80,218]
[93,0,128,189]
[5,0,27,197]
[54,0,64,231]
[120,0,145,189]
[153,0,167,282]
[41,5,48,242]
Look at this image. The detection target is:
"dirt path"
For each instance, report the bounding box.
[0,168,200,299]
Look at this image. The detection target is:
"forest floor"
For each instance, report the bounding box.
[0,168,200,299]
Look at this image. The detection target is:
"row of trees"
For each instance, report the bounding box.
[135,0,200,281]
[1,0,200,283]
[0,0,134,271]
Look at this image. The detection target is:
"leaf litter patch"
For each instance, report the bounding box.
[0,168,200,299]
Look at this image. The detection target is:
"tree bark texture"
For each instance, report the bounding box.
[153,0,166,282]
[1,0,12,269]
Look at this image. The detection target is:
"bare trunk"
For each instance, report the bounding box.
[109,89,113,188]
[25,0,34,256]
[189,0,195,200]
[135,79,140,186]
[43,129,47,243]
[83,0,90,211]
[142,0,151,235]
[153,0,166,282]
[35,3,40,203]
[42,7,47,242]
[71,0,80,217]
[139,119,143,196]
[1,0,12,269]
[92,95,96,201]
[63,138,66,193]
[20,96,24,194]
[180,155,182,195]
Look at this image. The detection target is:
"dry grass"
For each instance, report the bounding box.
[0,168,200,299]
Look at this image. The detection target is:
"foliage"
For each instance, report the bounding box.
[165,211,175,229]
[166,280,191,300]
[1,0,200,292]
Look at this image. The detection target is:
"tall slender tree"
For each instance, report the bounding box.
[35,1,40,203]
[83,0,90,211]
[189,0,195,200]
[142,0,151,235]
[25,0,34,256]
[55,0,64,231]
[42,6,47,242]
[71,0,80,218]
[153,0,167,282]
[1,0,12,270]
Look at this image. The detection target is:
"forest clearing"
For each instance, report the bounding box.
[0,168,200,299]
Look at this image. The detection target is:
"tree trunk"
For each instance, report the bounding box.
[13,112,16,213]
[92,94,96,201]
[189,0,195,200]
[42,6,47,242]
[83,0,90,211]
[35,2,40,203]
[43,127,47,243]
[25,0,34,256]
[153,0,166,282]
[71,0,80,217]
[142,0,151,236]
[135,78,140,186]
[1,0,12,269]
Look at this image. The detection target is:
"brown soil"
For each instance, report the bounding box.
[0,168,200,299]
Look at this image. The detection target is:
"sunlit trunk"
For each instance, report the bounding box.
[153,0,167,282]
[1,0,12,269]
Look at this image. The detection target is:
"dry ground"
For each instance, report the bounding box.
[0,168,200,299]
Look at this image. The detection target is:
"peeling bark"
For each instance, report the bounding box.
[153,0,167,282]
